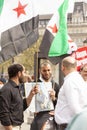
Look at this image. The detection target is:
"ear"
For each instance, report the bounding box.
[18,71,21,77]
[61,65,65,71]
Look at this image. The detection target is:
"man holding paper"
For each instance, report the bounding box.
[30,62,60,130]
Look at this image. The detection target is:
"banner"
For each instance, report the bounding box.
[72,46,87,71]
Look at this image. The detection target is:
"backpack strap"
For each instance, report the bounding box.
[51,80,55,90]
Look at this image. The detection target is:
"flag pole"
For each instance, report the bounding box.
[34,39,40,86]
[35,51,38,84]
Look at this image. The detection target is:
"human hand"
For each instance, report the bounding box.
[49,110,54,115]
[26,85,39,106]
[30,85,39,96]
[49,89,56,101]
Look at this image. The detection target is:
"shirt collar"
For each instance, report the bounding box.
[64,71,78,80]
[9,79,19,88]
[39,76,51,83]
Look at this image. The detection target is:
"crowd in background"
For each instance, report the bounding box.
[0,57,87,130]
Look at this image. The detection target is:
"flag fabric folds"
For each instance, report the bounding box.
[0,0,4,15]
[49,0,69,57]
[39,0,77,62]
[0,0,39,63]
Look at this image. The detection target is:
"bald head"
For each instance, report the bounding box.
[61,56,77,76]
[62,56,77,70]
[40,62,51,69]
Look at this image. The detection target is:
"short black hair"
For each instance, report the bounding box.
[8,64,24,78]
[40,61,51,69]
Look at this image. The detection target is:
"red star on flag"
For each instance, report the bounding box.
[13,1,28,17]
[48,24,58,33]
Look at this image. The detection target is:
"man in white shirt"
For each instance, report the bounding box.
[54,56,87,130]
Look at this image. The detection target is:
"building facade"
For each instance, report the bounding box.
[68,1,87,47]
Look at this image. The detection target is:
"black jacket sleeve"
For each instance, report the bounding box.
[23,98,28,111]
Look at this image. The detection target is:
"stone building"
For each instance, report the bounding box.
[68,1,87,47]
[39,14,52,36]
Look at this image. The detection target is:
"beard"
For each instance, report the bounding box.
[19,76,25,83]
[42,74,51,81]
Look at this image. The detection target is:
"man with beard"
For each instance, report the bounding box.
[0,64,38,130]
[30,62,60,130]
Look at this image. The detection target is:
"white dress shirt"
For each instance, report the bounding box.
[55,71,87,124]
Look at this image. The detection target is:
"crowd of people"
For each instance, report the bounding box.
[0,56,87,130]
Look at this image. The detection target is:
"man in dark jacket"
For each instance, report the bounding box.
[30,62,60,130]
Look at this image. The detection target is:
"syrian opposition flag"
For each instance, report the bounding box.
[0,0,39,63]
[39,0,77,59]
